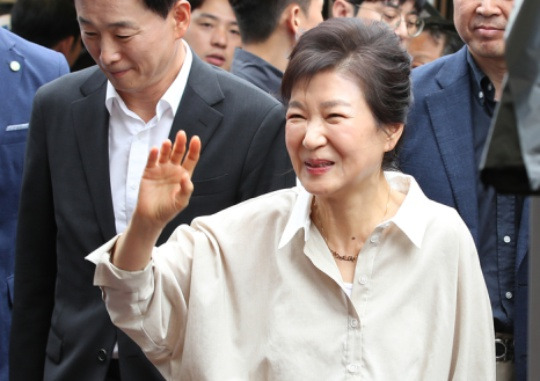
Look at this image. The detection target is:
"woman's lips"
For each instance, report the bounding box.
[305,159,334,175]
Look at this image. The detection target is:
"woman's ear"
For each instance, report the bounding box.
[384,123,404,151]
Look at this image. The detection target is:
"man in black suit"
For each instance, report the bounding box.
[9,0,294,380]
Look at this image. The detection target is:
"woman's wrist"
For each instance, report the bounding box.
[111,214,164,271]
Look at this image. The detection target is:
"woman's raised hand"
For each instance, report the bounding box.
[135,130,201,229]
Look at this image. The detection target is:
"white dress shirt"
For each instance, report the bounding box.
[105,40,192,358]
[107,41,193,234]
[87,172,495,380]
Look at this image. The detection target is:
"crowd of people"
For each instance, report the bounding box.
[0,0,528,380]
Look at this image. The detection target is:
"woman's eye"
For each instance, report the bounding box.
[327,113,344,120]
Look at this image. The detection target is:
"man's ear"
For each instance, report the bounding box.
[171,0,191,39]
[283,3,302,38]
[53,35,75,58]
[53,35,82,66]
[332,0,355,17]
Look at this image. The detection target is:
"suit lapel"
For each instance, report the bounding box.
[426,48,479,239]
[72,68,117,241]
[70,57,226,242]
[169,55,224,152]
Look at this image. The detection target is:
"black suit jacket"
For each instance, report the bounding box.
[10,55,294,381]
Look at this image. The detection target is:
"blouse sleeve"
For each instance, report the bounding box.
[86,225,206,374]
[449,218,496,380]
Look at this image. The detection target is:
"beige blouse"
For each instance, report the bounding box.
[87,172,495,380]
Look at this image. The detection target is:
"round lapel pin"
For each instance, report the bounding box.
[10,60,21,72]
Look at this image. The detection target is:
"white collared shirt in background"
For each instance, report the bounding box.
[105,40,192,359]
[107,40,193,234]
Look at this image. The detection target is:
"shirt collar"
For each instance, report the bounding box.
[466,49,495,104]
[386,172,427,248]
[278,172,428,250]
[278,185,313,249]
[105,39,193,119]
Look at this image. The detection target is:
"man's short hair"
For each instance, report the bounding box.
[423,17,464,56]
[229,0,311,44]
[140,0,179,18]
[187,0,205,11]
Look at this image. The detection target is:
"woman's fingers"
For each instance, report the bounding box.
[182,136,201,176]
[145,147,160,169]
[170,131,201,175]
[158,139,173,164]
[170,131,187,165]
[151,131,201,176]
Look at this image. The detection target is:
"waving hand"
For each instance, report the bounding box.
[111,130,201,271]
[136,130,201,228]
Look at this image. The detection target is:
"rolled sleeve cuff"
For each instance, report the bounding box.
[85,235,154,297]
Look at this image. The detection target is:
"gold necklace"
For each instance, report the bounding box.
[312,185,391,262]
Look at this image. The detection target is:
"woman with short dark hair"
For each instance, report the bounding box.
[87,18,495,380]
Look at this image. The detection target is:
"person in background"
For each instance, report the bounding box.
[407,7,463,68]
[9,0,294,379]
[399,0,527,379]
[0,27,69,381]
[10,0,83,68]
[331,0,425,49]
[0,0,13,28]
[87,18,494,380]
[408,17,463,68]
[229,0,324,98]
[184,0,241,71]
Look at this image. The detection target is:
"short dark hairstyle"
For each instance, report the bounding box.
[186,0,204,10]
[423,17,464,56]
[229,0,311,44]
[11,0,79,48]
[139,0,179,18]
[282,18,411,169]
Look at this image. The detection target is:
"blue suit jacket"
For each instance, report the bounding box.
[399,46,529,381]
[0,28,69,381]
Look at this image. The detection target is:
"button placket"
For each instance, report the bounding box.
[347,363,359,374]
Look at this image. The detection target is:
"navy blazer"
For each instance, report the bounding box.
[0,28,69,381]
[9,53,294,381]
[399,46,529,381]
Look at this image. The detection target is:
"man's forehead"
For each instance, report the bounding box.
[361,0,420,11]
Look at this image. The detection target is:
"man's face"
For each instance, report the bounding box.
[184,0,241,71]
[453,0,514,61]
[298,0,325,33]
[408,30,446,68]
[355,0,420,48]
[75,0,189,101]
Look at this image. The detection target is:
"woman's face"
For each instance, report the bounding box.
[285,69,402,199]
